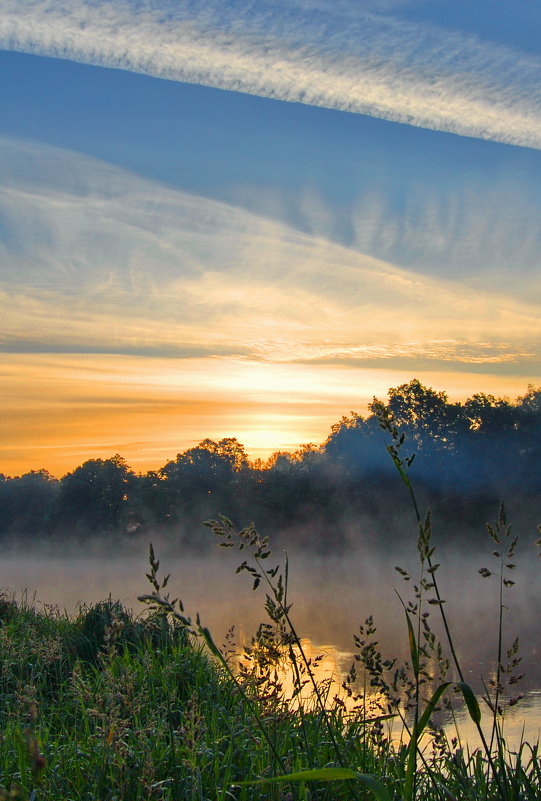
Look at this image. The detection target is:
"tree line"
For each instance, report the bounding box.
[1,379,540,550]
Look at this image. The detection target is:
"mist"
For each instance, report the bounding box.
[2,531,540,692]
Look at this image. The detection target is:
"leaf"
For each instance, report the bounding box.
[416,682,452,735]
[395,460,412,489]
[405,610,419,678]
[457,681,482,725]
[198,623,222,661]
[236,768,392,801]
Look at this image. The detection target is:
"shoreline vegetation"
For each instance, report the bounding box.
[1,401,540,799]
[1,380,541,553]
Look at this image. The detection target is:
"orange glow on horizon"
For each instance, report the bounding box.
[1,353,538,478]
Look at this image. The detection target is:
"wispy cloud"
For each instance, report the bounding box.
[351,183,541,293]
[1,0,540,148]
[1,137,540,372]
[253,340,536,366]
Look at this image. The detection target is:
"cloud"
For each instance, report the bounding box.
[1,1,540,148]
[1,137,540,373]
[350,182,541,296]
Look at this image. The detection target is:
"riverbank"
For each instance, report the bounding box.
[0,581,539,801]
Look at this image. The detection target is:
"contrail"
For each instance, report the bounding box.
[1,0,541,149]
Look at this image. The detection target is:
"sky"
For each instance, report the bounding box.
[1,0,540,476]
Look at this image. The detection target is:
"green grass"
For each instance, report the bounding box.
[0,591,400,801]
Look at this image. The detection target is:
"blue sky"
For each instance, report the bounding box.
[1,0,540,474]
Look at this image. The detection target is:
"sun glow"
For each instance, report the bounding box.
[1,352,537,478]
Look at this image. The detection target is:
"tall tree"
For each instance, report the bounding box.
[55,455,135,534]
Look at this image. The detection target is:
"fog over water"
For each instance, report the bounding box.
[3,535,540,694]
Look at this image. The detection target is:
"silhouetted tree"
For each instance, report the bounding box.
[323,412,388,476]
[0,469,59,538]
[375,379,464,453]
[463,393,518,435]
[2,380,540,548]
[54,455,135,535]
[159,438,251,534]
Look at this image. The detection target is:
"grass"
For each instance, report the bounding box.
[0,591,395,800]
[1,417,540,800]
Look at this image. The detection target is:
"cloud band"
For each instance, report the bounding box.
[1,0,541,148]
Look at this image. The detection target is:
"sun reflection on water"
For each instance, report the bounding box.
[234,634,541,755]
